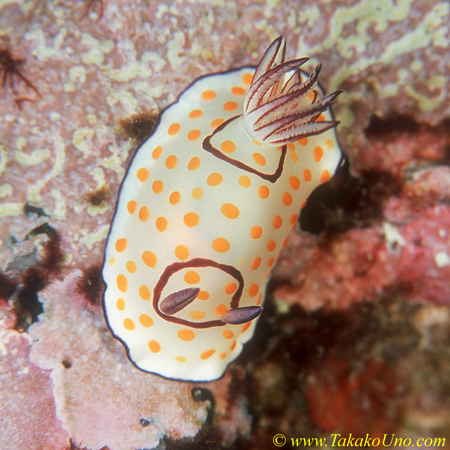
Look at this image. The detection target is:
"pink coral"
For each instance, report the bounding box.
[274,118,450,309]
[275,205,450,309]
[0,309,68,449]
[29,271,250,449]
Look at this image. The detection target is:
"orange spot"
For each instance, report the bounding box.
[198,290,210,300]
[169,191,180,205]
[248,283,259,297]
[267,240,276,252]
[221,140,236,153]
[212,237,230,253]
[123,318,135,330]
[321,170,331,182]
[287,143,295,151]
[301,200,307,209]
[156,217,168,232]
[290,214,298,225]
[142,251,157,267]
[317,114,325,121]
[200,349,216,360]
[211,118,224,128]
[253,140,262,146]
[116,298,125,311]
[283,192,293,206]
[202,90,216,100]
[183,212,199,227]
[224,101,238,111]
[252,257,262,270]
[290,151,299,162]
[187,156,200,170]
[239,175,251,188]
[175,356,187,362]
[165,155,177,169]
[178,329,195,341]
[207,172,223,186]
[253,153,266,166]
[139,285,151,300]
[148,340,161,353]
[289,176,300,190]
[138,206,150,222]
[168,123,180,135]
[126,261,137,273]
[230,341,237,351]
[192,187,203,199]
[242,73,253,85]
[304,169,312,181]
[136,168,148,182]
[152,180,163,194]
[223,330,234,339]
[267,257,275,267]
[225,282,237,295]
[314,146,324,162]
[115,238,127,252]
[282,236,289,247]
[273,215,283,229]
[127,200,137,214]
[221,203,240,219]
[188,129,201,141]
[251,226,263,239]
[215,304,228,315]
[189,310,206,320]
[116,274,127,292]
[219,352,227,360]
[258,185,270,199]
[298,137,308,146]
[184,271,200,284]
[189,109,202,119]
[139,314,153,327]
[325,139,334,149]
[231,86,246,95]
[242,322,251,333]
[152,146,163,159]
[175,245,189,260]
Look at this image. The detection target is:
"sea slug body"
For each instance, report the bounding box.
[102,37,343,381]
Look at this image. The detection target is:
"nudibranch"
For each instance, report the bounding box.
[103,37,343,381]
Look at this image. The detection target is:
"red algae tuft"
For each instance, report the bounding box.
[305,358,402,435]
[117,108,159,142]
[76,264,105,306]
